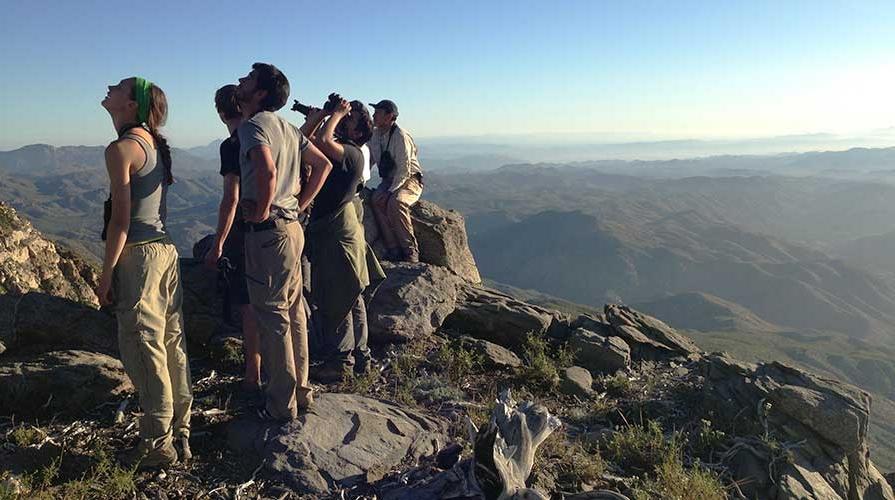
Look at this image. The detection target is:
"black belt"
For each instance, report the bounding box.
[239,217,296,233]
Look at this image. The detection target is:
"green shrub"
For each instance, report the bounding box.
[413,376,466,403]
[604,420,680,473]
[9,425,45,447]
[339,366,380,394]
[599,372,633,398]
[433,340,482,383]
[533,430,605,490]
[633,455,726,500]
[519,334,561,389]
[14,442,136,499]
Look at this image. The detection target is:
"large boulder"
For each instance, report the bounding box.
[701,353,894,500]
[454,336,523,369]
[442,285,557,350]
[0,350,132,417]
[603,304,701,360]
[228,393,447,495]
[409,200,481,283]
[0,203,101,354]
[362,195,481,283]
[560,366,594,398]
[367,262,464,344]
[179,257,228,348]
[568,327,630,374]
[0,292,116,355]
[0,203,99,306]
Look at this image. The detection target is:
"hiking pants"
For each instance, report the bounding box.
[114,239,193,451]
[244,220,312,420]
[326,295,371,367]
[371,176,422,256]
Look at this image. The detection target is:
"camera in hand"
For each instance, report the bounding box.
[291,92,342,116]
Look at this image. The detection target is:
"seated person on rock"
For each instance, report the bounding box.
[302,98,383,382]
[368,99,424,263]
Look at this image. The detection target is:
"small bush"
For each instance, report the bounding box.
[694,419,727,457]
[339,366,380,394]
[433,340,482,383]
[599,372,633,398]
[413,375,465,403]
[519,334,561,389]
[388,345,427,405]
[633,455,726,500]
[15,442,136,499]
[604,420,680,473]
[533,430,605,490]
[9,425,45,447]
[568,397,616,428]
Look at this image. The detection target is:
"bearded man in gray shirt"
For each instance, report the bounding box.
[236,63,332,421]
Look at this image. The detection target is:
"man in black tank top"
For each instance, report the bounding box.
[205,85,261,395]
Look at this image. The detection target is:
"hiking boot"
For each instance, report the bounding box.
[121,442,177,470]
[174,436,192,462]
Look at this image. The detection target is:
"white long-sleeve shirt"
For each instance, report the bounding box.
[368,124,422,192]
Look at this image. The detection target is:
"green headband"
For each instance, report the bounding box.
[134,77,152,124]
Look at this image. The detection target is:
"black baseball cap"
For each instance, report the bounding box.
[369,99,399,116]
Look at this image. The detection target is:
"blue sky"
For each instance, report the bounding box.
[1,0,894,149]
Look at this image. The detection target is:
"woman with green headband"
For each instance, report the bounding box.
[99,77,193,469]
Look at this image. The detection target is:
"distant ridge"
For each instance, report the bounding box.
[633,291,781,332]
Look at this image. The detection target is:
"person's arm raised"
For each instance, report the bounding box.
[297,142,332,213]
[245,145,276,223]
[317,99,350,163]
[96,141,135,306]
[300,107,328,141]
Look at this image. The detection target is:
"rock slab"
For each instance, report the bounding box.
[455,336,523,369]
[362,196,481,283]
[0,350,132,417]
[228,393,447,495]
[442,285,556,350]
[568,327,631,374]
[604,304,701,360]
[702,354,894,500]
[367,262,463,344]
[0,292,116,356]
[560,366,594,398]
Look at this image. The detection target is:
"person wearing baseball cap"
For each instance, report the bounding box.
[368,99,424,262]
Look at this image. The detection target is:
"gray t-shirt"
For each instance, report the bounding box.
[238,111,309,219]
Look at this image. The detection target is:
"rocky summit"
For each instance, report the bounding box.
[0,198,893,500]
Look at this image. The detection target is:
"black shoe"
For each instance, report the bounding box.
[399,249,420,263]
[355,355,375,375]
[120,442,178,470]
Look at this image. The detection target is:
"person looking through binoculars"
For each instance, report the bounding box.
[300,97,383,382]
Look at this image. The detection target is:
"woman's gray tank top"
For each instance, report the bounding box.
[121,132,168,244]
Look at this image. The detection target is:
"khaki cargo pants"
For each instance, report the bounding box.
[114,239,193,451]
[371,175,423,256]
[244,220,312,420]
